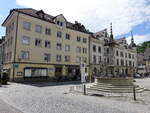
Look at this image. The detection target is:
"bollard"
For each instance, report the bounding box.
[133,86,136,101]
[83,84,86,95]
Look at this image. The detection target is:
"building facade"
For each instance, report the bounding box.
[137,48,150,76]
[0,8,137,81]
[1,8,90,81]
[89,28,137,78]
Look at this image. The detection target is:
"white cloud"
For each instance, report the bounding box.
[126,34,150,44]
[16,0,150,36]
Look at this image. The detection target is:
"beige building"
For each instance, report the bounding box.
[0,8,138,82]
[89,28,137,78]
[0,8,90,81]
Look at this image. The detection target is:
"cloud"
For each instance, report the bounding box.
[126,34,150,44]
[16,0,150,36]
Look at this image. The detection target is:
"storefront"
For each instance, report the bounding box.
[24,67,48,78]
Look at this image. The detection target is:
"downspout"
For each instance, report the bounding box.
[12,12,19,81]
[88,35,91,82]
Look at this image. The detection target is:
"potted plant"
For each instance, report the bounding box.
[1,72,9,85]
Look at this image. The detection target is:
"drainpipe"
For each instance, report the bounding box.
[88,35,91,82]
[12,12,19,81]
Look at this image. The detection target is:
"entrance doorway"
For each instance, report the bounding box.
[55,67,62,77]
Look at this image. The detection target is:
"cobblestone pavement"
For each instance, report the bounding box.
[0,80,150,113]
[0,99,22,113]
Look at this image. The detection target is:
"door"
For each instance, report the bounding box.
[55,67,62,77]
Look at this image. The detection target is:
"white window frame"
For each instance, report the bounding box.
[22,36,30,45]
[23,21,31,30]
[35,25,42,33]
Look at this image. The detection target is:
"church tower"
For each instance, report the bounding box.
[129,31,136,49]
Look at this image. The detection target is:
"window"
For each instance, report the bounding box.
[45,41,51,48]
[77,36,81,42]
[126,60,128,66]
[83,38,87,43]
[121,59,124,66]
[23,21,31,30]
[116,50,119,56]
[107,48,109,54]
[82,57,87,63]
[60,22,63,26]
[57,43,62,50]
[11,22,14,31]
[56,55,61,62]
[98,56,101,63]
[93,55,96,64]
[83,48,87,53]
[120,52,124,57]
[6,27,8,35]
[132,54,134,59]
[57,31,62,38]
[44,53,51,62]
[125,53,127,58]
[98,46,101,53]
[57,21,63,26]
[129,61,132,66]
[76,47,81,53]
[107,58,109,63]
[65,56,70,62]
[93,45,96,52]
[35,39,42,47]
[117,59,119,65]
[57,21,60,25]
[128,53,131,59]
[22,36,30,45]
[65,33,70,40]
[35,25,42,33]
[76,56,81,63]
[25,68,47,77]
[21,51,29,59]
[65,45,70,51]
[45,28,51,35]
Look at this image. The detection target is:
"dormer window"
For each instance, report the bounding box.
[57,21,60,25]
[57,21,63,27]
[60,22,63,26]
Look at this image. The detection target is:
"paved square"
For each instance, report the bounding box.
[0,79,150,113]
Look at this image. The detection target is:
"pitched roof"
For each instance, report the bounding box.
[2,8,89,34]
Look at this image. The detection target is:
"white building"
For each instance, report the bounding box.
[89,25,137,79]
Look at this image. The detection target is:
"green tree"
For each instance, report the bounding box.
[137,41,150,53]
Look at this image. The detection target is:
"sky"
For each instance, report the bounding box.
[0,0,150,44]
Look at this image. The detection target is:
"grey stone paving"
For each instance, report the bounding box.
[0,99,22,113]
[0,80,150,113]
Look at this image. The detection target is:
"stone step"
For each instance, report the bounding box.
[90,86,142,91]
[89,87,144,91]
[87,87,145,93]
[96,83,137,87]
[91,85,139,89]
[87,82,145,93]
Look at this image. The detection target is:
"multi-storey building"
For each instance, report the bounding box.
[1,8,90,81]
[137,48,150,76]
[0,8,137,82]
[89,27,137,78]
